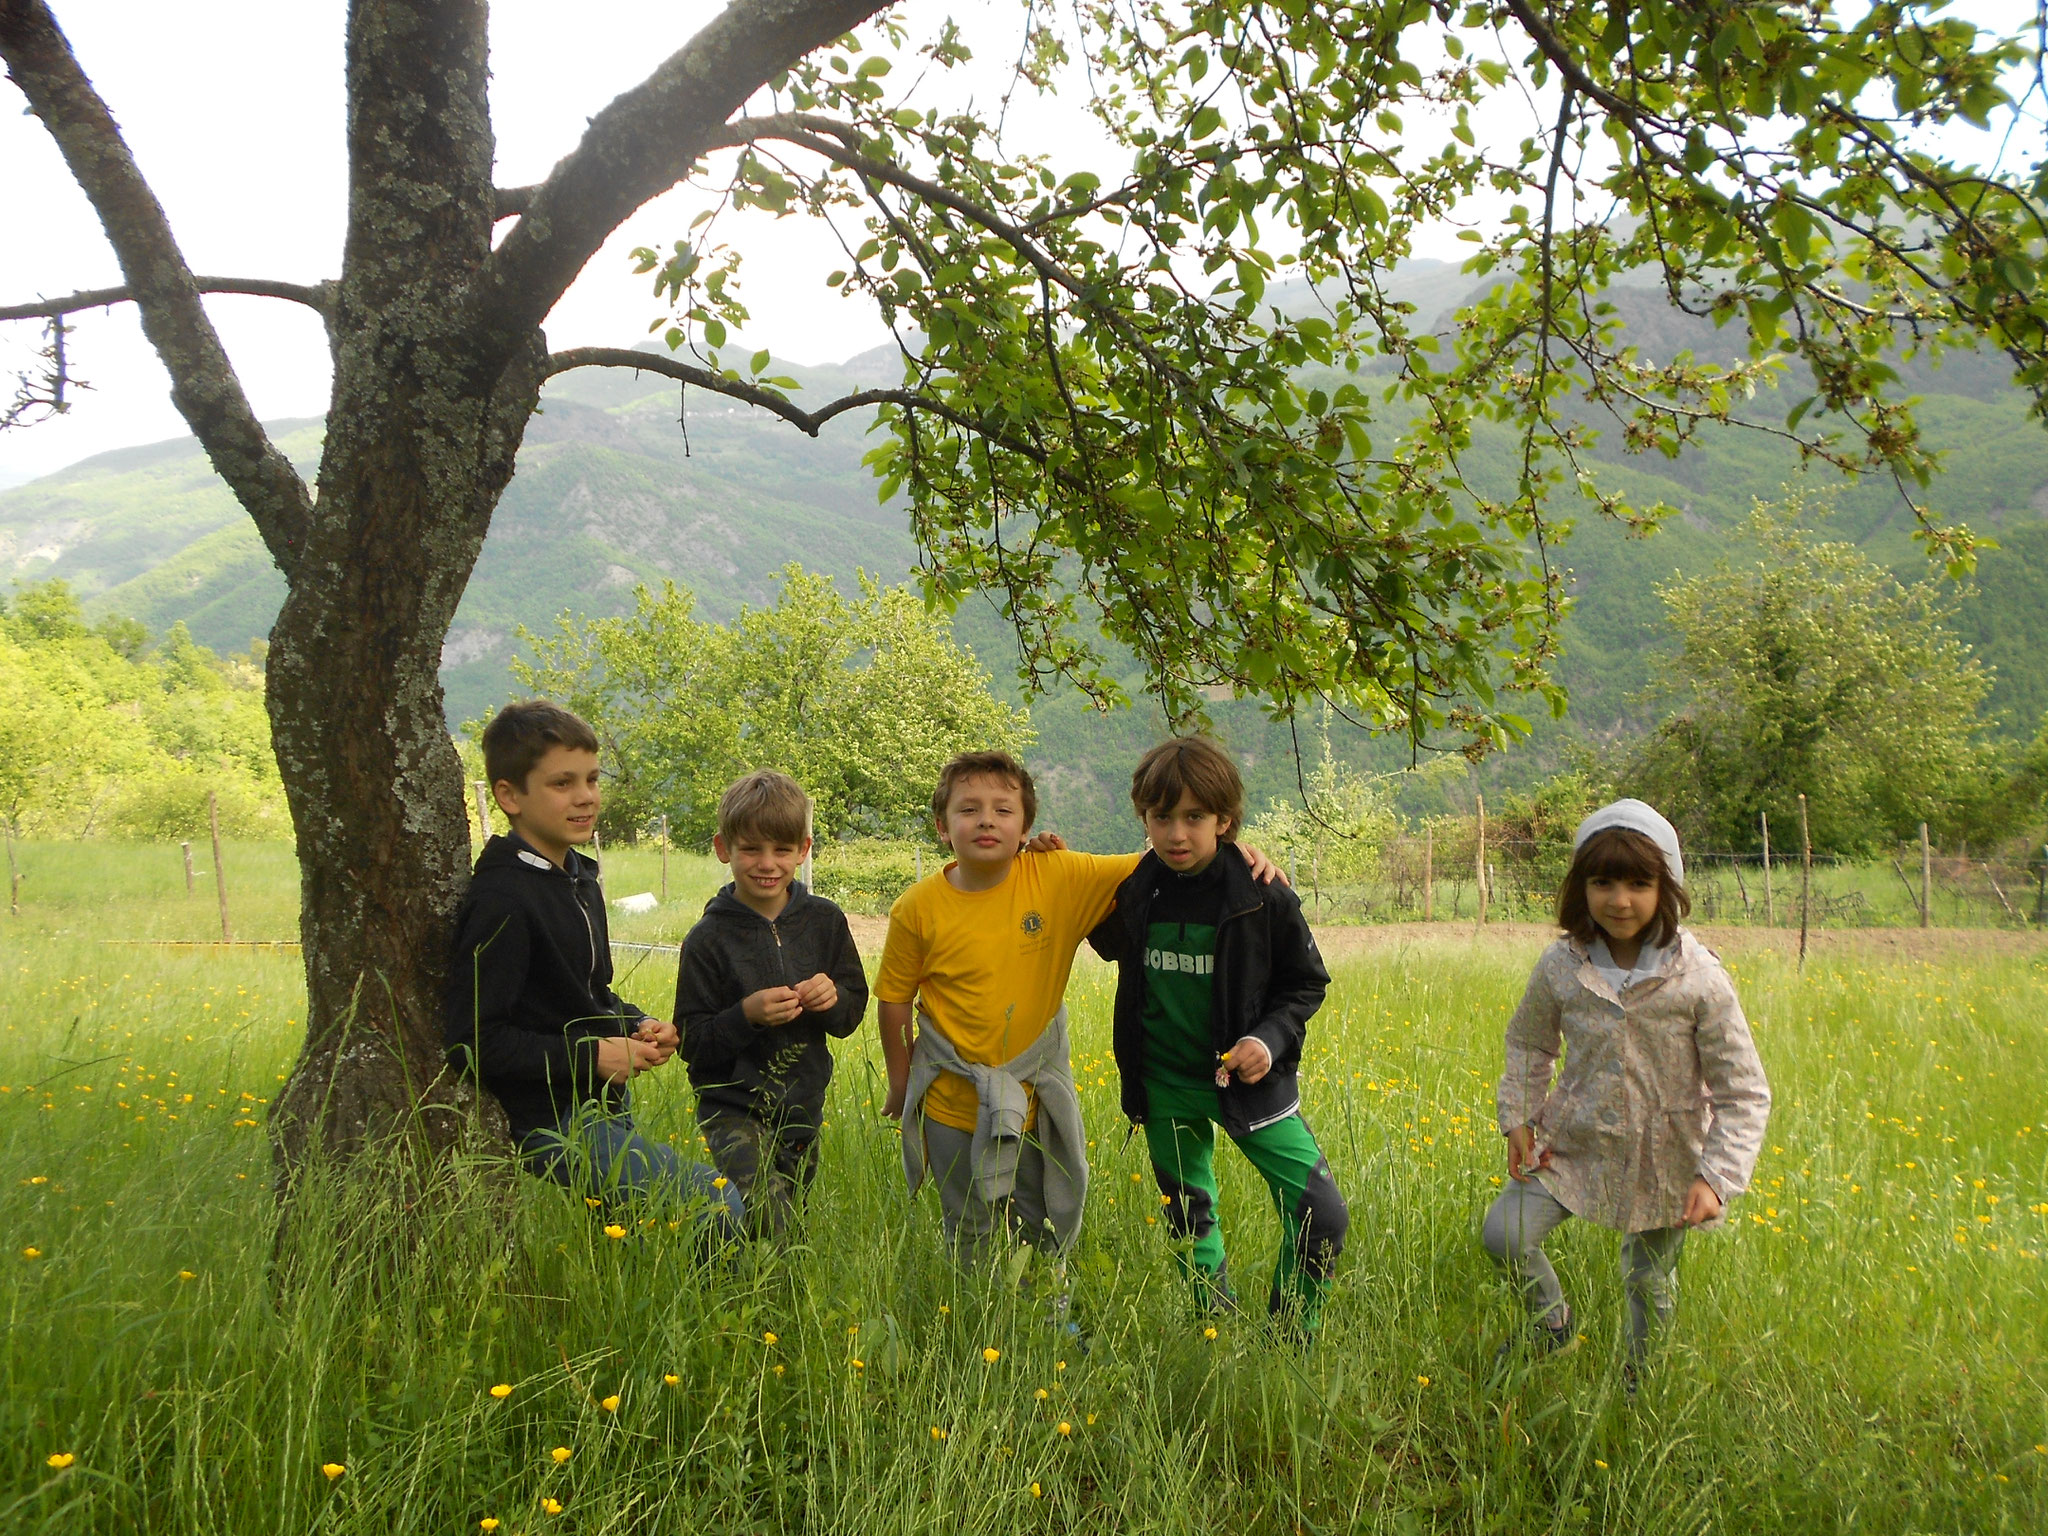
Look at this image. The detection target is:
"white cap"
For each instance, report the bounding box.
[1572,798,1684,887]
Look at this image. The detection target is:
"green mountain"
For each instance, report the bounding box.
[4,268,2046,849]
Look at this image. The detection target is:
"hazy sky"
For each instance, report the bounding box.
[1,1,2035,481]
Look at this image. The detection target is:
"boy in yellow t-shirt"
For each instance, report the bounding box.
[877,751,1136,1267]
[878,750,1275,1269]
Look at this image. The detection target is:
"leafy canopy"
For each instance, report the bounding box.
[510,566,1030,846]
[642,0,2044,755]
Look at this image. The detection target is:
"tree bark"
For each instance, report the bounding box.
[266,0,534,1172]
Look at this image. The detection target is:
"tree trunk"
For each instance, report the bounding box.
[266,0,539,1180]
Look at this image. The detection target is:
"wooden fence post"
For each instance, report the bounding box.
[1475,794,1488,926]
[1422,826,1434,923]
[5,824,18,918]
[209,790,232,943]
[1797,793,1811,968]
[1918,821,1932,929]
[2036,845,2047,927]
[473,781,492,844]
[802,800,814,893]
[659,813,669,904]
[1760,811,1774,927]
[181,840,195,896]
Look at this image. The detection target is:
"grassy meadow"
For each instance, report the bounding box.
[2,841,2046,1533]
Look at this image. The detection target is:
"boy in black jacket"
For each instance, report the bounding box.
[675,770,869,1238]
[446,700,740,1232]
[1091,737,1348,1334]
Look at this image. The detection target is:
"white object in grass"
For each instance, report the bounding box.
[612,892,659,914]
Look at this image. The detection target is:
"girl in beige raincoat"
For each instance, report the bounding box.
[1483,799,1770,1381]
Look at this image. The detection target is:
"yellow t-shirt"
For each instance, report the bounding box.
[876,848,1141,1133]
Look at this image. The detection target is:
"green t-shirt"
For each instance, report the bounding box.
[1139,858,1228,1113]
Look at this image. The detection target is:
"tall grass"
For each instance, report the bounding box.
[1,858,2044,1532]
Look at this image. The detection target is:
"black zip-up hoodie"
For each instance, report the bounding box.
[674,882,869,1127]
[445,832,647,1141]
[1090,847,1330,1138]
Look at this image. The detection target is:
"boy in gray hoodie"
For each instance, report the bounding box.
[674,770,869,1237]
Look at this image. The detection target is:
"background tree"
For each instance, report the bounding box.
[512,565,1030,846]
[1626,497,1998,855]
[1,1,2042,1185]
[0,582,286,843]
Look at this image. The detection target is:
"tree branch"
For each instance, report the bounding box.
[543,345,1023,448]
[0,0,313,570]
[475,0,890,359]
[493,186,535,221]
[0,276,333,324]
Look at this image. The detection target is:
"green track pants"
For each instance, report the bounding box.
[1143,1108,1348,1331]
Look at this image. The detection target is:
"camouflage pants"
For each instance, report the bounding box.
[696,1105,820,1240]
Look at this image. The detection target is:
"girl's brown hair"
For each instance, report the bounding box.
[1556,827,1691,948]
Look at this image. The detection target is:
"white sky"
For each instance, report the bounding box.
[1,0,2036,480]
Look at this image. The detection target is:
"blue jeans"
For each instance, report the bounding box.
[519,1103,745,1238]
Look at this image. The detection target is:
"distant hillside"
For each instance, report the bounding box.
[4,268,2046,848]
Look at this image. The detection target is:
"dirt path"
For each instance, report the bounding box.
[845,914,2047,966]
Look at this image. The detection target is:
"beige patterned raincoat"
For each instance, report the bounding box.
[1495,929,1770,1233]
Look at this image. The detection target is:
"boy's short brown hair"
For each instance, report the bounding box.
[1130,736,1244,836]
[1556,827,1692,949]
[718,769,810,846]
[931,751,1037,831]
[482,700,599,793]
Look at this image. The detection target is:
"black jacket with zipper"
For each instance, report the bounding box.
[444,832,647,1141]
[673,883,868,1128]
[1090,847,1330,1138]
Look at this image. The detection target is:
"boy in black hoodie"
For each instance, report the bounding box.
[446,700,740,1231]
[1091,737,1348,1335]
[674,770,869,1238]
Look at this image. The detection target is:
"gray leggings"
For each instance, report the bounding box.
[1480,1178,1685,1357]
[922,1121,1057,1271]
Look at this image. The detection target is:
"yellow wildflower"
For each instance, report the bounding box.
[550,1446,573,1464]
[600,1395,620,1412]
[583,1197,603,1209]
[47,1453,75,1469]
[773,1364,785,1377]
[479,1521,500,1532]
[603,1224,627,1240]
[1030,1482,1043,1498]
[663,1373,680,1386]
[541,1498,563,1514]
[1203,1327,1217,1341]
[1057,1421,1072,1437]
[319,1462,344,1481]
[983,1347,1001,1363]
[1035,1388,1049,1401]
[712,1177,728,1189]
[930,1426,947,1441]
[22,1247,41,1261]
[851,1359,865,1369]
[489,1383,512,1399]
[763,1331,778,1345]
[1417,1376,1431,1387]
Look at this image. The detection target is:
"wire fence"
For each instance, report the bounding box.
[1277,828,2048,931]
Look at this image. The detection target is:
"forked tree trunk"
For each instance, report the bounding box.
[265,0,540,1177]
